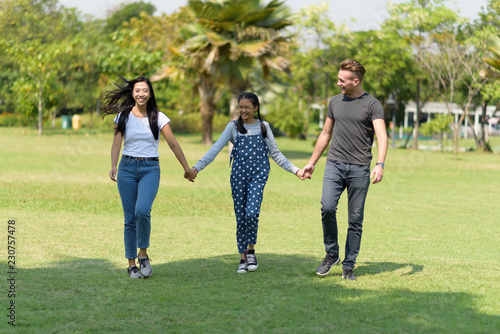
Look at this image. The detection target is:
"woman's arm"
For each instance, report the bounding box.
[161,123,196,182]
[109,125,123,182]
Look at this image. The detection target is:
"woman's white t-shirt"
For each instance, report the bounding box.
[114,111,170,158]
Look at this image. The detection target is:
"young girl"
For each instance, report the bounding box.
[192,92,304,273]
[101,76,196,279]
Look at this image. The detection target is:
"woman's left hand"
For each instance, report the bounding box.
[184,168,197,182]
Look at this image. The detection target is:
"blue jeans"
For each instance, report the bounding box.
[321,159,370,270]
[117,157,160,259]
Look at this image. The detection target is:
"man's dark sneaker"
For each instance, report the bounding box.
[316,253,340,276]
[247,253,258,272]
[138,256,153,278]
[342,268,357,281]
[128,265,142,279]
[237,259,248,274]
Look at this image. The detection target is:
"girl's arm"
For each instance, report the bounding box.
[193,122,234,173]
[263,122,304,180]
[161,123,196,182]
[109,125,123,182]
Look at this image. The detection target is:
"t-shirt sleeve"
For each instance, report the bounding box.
[327,97,334,120]
[113,113,121,124]
[158,112,171,130]
[370,100,385,121]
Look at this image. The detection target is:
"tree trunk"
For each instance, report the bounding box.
[38,84,43,136]
[452,113,465,155]
[478,100,492,152]
[467,114,479,150]
[200,106,213,146]
[198,75,217,146]
[412,79,421,150]
[229,81,248,121]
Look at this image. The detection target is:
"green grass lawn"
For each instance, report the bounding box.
[1,126,499,333]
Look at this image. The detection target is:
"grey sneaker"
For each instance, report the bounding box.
[342,268,357,281]
[247,253,258,272]
[138,256,153,278]
[316,253,340,276]
[237,260,248,274]
[127,265,142,279]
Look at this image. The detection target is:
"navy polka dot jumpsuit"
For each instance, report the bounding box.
[230,131,270,254]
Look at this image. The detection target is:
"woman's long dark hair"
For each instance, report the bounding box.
[236,92,267,139]
[100,75,160,140]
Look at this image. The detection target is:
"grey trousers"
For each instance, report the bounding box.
[321,159,370,270]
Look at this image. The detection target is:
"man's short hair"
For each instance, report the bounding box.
[340,59,366,82]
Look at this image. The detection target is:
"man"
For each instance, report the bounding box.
[304,59,387,280]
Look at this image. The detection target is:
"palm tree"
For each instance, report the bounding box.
[483,35,500,76]
[156,0,294,145]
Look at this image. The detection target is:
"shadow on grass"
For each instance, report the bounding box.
[12,255,498,333]
[359,261,424,276]
[279,150,314,160]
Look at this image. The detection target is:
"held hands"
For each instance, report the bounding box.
[302,163,314,180]
[295,169,306,180]
[184,167,198,182]
[296,164,314,181]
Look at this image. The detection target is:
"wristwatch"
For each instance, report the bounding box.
[376,162,385,169]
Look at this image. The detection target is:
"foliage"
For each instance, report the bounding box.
[167,111,230,133]
[1,0,500,148]
[160,0,295,144]
[420,114,453,151]
[104,1,156,32]
[263,89,307,138]
[292,3,353,102]
[0,0,86,134]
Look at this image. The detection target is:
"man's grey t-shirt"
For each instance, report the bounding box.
[326,93,384,166]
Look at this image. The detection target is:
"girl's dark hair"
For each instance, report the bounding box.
[236,91,267,138]
[100,75,160,140]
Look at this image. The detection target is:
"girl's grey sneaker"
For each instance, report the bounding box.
[128,265,142,279]
[237,260,248,273]
[138,256,153,278]
[247,253,258,272]
[316,253,340,276]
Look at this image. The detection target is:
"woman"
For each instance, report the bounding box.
[101,76,196,278]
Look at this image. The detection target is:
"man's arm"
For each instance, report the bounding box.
[371,118,388,184]
[303,117,334,178]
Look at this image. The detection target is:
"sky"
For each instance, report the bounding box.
[58,0,489,31]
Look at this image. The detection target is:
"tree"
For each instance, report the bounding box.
[156,0,294,145]
[289,3,353,135]
[1,0,85,134]
[104,1,156,32]
[420,114,453,152]
[384,0,462,150]
[476,0,500,151]
[352,28,416,130]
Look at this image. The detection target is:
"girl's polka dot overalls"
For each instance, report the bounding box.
[230,129,270,254]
